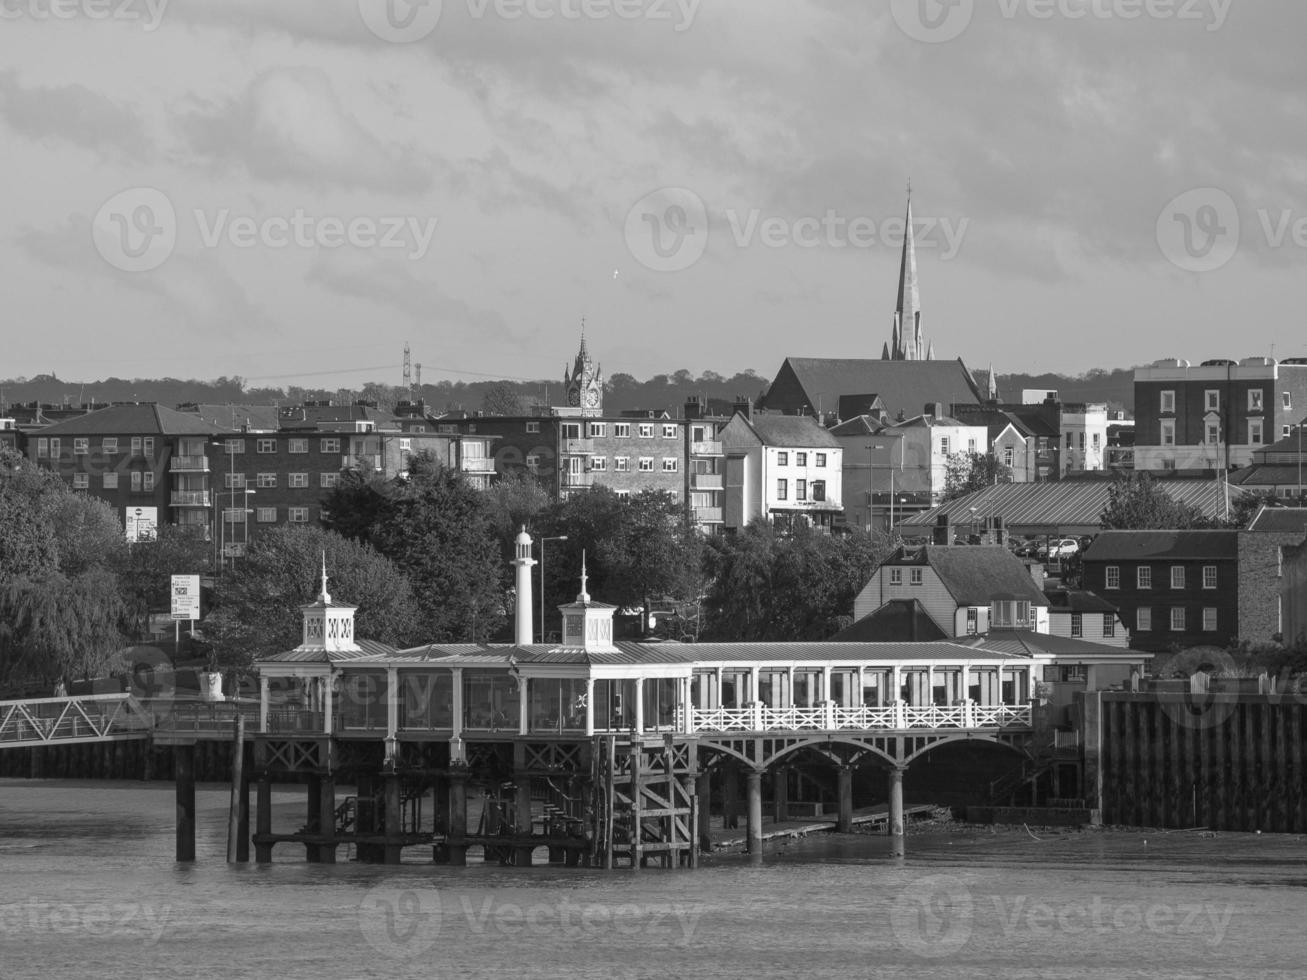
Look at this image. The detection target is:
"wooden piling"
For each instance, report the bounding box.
[745,768,763,860]
[888,766,905,858]
[175,743,196,863]
[836,766,853,834]
[226,715,246,863]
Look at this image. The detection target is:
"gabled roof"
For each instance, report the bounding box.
[182,404,281,431]
[34,403,229,437]
[1081,530,1239,562]
[762,358,984,419]
[723,412,842,450]
[1247,507,1307,534]
[1043,589,1119,614]
[830,600,949,642]
[890,545,1049,606]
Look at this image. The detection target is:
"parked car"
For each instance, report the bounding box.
[1009,538,1040,558]
[1039,538,1081,559]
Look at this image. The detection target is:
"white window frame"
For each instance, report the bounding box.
[73,438,88,455]
[1106,566,1120,590]
[1203,607,1217,632]
[1137,607,1152,632]
[288,507,309,524]
[1071,613,1082,638]
[889,568,902,585]
[1205,390,1220,412]
[526,422,541,434]
[614,457,629,472]
[638,457,654,472]
[257,438,277,454]
[320,473,340,488]
[289,473,309,488]
[638,424,654,439]
[590,457,607,472]
[662,425,677,439]
[1160,420,1176,447]
[257,473,277,489]
[1284,392,1293,411]
[589,423,606,438]
[1102,615,1115,638]
[143,471,154,492]
[256,507,277,523]
[662,458,678,472]
[1249,419,1264,445]
[615,423,631,438]
[1203,565,1217,589]
[910,568,923,586]
[102,437,118,455]
[1137,566,1152,589]
[321,437,341,454]
[1160,390,1175,414]
[1249,389,1264,412]
[1171,566,1185,589]
[1170,607,1186,632]
[72,473,89,489]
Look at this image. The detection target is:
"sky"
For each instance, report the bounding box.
[3,0,1306,392]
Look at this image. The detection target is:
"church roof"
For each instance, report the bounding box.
[761,357,984,420]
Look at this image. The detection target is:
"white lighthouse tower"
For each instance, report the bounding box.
[512,527,537,646]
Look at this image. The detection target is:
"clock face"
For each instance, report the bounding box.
[567,388,581,406]
[583,387,599,408]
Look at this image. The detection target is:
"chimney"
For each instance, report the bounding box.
[685,397,705,421]
[924,402,946,420]
[733,396,753,420]
[932,513,952,546]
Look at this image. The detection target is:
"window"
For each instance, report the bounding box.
[1161,390,1176,414]
[131,471,142,492]
[968,439,977,453]
[638,424,654,438]
[257,439,276,454]
[224,472,246,489]
[143,437,154,457]
[1160,420,1176,447]
[437,424,457,434]
[1138,566,1152,589]
[72,473,88,489]
[940,437,950,456]
[1079,432,1086,450]
[1071,613,1083,638]
[590,457,607,472]
[1092,433,1101,449]
[1205,422,1221,445]
[1137,607,1152,631]
[223,438,245,455]
[526,454,541,471]
[812,480,826,502]
[1003,447,1015,468]
[103,473,118,490]
[777,478,788,501]
[1066,432,1073,449]
[256,507,277,523]
[910,568,923,586]
[1249,420,1264,445]
[561,423,581,440]
[36,438,49,459]
[777,452,789,466]
[289,438,308,454]
[73,438,88,455]
[288,507,309,524]
[1284,392,1293,411]
[1171,566,1185,589]
[1106,566,1120,589]
[638,457,654,472]
[143,471,154,491]
[321,437,340,454]
[1203,608,1218,632]
[289,473,309,488]
[889,568,903,585]
[1249,389,1264,411]
[1205,390,1220,412]
[589,423,606,437]
[615,423,630,438]
[662,458,678,472]
[966,608,978,635]
[796,479,807,501]
[131,437,142,457]
[1284,426,1293,439]
[526,422,540,434]
[815,453,826,467]
[257,473,277,489]
[1170,607,1186,632]
[663,425,677,439]
[614,457,629,472]
[320,473,340,488]
[1103,615,1115,638]
[102,438,118,455]
[1203,565,1217,589]
[796,452,808,466]
[223,508,242,524]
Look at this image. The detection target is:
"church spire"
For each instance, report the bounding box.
[987,363,999,402]
[893,183,922,361]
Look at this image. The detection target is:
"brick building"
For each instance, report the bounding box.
[1238,508,1307,644]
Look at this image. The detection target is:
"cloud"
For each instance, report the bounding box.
[0,70,150,159]
[182,67,432,193]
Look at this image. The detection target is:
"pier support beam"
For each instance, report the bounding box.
[383,773,403,865]
[696,769,712,854]
[888,766,906,858]
[723,765,739,829]
[255,776,273,864]
[318,775,337,864]
[226,716,248,863]
[447,772,468,867]
[175,743,196,863]
[514,774,534,868]
[836,766,853,834]
[772,767,788,823]
[305,774,322,863]
[746,769,763,862]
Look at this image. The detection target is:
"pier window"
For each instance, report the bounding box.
[690,671,716,710]
[757,670,790,709]
[829,670,856,707]
[335,672,388,731]
[462,671,519,731]
[861,671,888,706]
[593,678,637,730]
[792,670,823,707]
[642,677,679,730]
[901,670,929,705]
[529,677,588,734]
[719,670,751,708]
[400,672,453,731]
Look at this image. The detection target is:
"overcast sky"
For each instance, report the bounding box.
[3,0,1304,391]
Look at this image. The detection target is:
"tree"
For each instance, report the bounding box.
[1100,474,1205,530]
[482,472,552,565]
[319,464,394,546]
[481,381,525,416]
[594,490,703,631]
[205,525,422,667]
[112,525,214,641]
[942,451,1012,503]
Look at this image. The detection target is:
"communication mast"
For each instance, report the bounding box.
[402,343,412,398]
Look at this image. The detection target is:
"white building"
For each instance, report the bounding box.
[720,410,844,531]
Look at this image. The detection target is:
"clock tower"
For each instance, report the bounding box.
[563,325,603,416]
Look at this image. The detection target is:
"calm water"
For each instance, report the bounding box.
[2,780,1306,980]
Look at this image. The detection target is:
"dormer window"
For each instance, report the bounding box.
[991,600,1031,628]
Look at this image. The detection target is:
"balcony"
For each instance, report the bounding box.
[461,457,497,474]
[561,438,595,454]
[170,491,212,508]
[562,470,594,489]
[169,456,211,472]
[342,454,383,471]
[691,473,724,491]
[690,440,723,456]
[693,506,724,524]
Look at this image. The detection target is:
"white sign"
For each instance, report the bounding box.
[124,506,158,543]
[171,574,201,621]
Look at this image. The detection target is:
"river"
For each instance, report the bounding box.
[1,779,1305,979]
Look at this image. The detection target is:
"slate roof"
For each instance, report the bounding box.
[762,358,984,419]
[183,404,281,431]
[731,413,842,449]
[888,545,1049,606]
[1043,589,1119,614]
[830,600,949,642]
[1081,530,1239,562]
[970,630,1148,660]
[33,403,229,437]
[1229,465,1304,487]
[1247,507,1307,534]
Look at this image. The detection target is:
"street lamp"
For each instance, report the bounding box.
[211,438,234,574]
[539,535,568,644]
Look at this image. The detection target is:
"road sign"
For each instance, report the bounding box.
[171,574,201,621]
[124,506,158,543]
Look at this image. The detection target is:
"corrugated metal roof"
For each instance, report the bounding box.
[668,642,1031,663]
[1081,530,1239,561]
[902,479,1244,532]
[1248,507,1307,534]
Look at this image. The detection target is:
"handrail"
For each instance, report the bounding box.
[688,701,1032,734]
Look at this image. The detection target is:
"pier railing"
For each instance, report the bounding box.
[687,702,1032,734]
[0,694,155,748]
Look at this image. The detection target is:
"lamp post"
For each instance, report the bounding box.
[211,438,234,575]
[539,535,568,644]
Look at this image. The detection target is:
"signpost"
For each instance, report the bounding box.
[124,506,159,543]
[171,574,201,649]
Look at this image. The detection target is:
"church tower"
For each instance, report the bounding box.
[563,322,603,416]
[885,186,926,361]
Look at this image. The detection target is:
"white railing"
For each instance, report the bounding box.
[0,694,155,747]
[688,701,1033,734]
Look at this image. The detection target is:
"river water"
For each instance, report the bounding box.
[1,779,1305,980]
